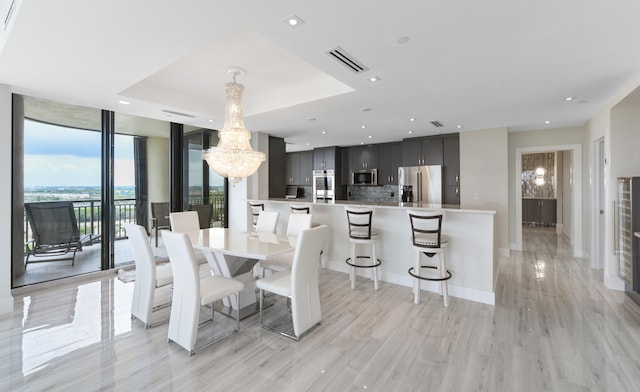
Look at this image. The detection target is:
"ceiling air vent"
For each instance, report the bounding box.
[161,109,195,118]
[325,46,369,73]
[430,121,444,128]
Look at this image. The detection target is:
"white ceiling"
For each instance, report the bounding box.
[1,0,640,151]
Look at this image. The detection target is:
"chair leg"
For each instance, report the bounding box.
[440,253,449,307]
[414,251,421,304]
[350,242,356,289]
[259,288,264,326]
[372,242,378,290]
[235,292,241,332]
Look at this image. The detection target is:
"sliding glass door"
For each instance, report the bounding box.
[12,95,173,287]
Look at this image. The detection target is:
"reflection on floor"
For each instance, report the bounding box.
[2,226,640,391]
[14,236,168,287]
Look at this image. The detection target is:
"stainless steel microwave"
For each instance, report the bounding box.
[352,169,378,185]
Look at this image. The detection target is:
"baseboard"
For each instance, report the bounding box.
[0,296,14,315]
[499,247,510,257]
[605,274,625,291]
[324,260,495,306]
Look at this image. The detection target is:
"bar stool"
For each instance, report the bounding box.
[290,203,310,214]
[406,209,451,306]
[345,206,381,290]
[248,202,264,229]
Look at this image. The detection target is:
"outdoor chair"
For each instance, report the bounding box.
[24,201,98,267]
[151,202,171,247]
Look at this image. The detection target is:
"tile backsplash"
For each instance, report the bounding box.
[347,185,398,202]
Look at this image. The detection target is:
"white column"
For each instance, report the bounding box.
[0,84,14,314]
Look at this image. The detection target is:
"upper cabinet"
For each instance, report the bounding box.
[442,134,460,205]
[286,150,313,186]
[377,142,402,185]
[349,145,378,171]
[402,136,443,166]
[313,146,338,170]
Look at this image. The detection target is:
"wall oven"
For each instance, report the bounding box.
[313,169,335,200]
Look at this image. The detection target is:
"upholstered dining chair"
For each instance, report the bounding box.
[123,224,173,328]
[257,225,328,341]
[259,213,312,274]
[162,231,244,356]
[169,211,200,233]
[170,211,211,268]
[255,211,279,234]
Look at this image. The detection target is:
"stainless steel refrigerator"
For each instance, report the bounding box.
[398,165,442,204]
[615,177,640,305]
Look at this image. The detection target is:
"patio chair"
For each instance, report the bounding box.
[189,204,213,229]
[151,202,171,247]
[24,201,97,267]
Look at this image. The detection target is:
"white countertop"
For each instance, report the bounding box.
[261,198,496,215]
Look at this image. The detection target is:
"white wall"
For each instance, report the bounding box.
[0,84,14,313]
[147,136,170,231]
[459,127,509,266]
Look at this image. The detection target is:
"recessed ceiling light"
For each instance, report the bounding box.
[368,76,381,82]
[360,142,364,145]
[208,119,214,123]
[306,142,310,146]
[456,125,462,129]
[321,131,327,134]
[118,100,130,105]
[408,131,413,134]
[397,36,410,44]
[545,120,551,124]
[361,125,366,129]
[409,118,416,122]
[368,135,372,139]
[284,14,305,27]
[564,97,574,101]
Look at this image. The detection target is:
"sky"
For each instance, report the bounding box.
[24,119,225,188]
[24,120,135,187]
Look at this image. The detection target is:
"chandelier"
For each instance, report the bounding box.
[202,68,266,186]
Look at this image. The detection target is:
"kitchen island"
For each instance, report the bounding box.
[252,199,496,305]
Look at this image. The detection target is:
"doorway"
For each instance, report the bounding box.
[515,144,582,257]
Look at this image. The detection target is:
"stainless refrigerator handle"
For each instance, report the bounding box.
[417,171,422,202]
[613,200,619,255]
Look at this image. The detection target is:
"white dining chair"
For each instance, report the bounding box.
[257,225,327,341]
[162,231,244,356]
[169,211,200,233]
[255,210,279,234]
[170,211,210,268]
[123,223,173,328]
[259,213,312,274]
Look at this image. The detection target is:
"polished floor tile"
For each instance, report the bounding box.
[2,227,640,391]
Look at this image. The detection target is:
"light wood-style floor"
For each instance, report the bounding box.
[2,227,640,391]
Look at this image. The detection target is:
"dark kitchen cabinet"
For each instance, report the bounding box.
[313,147,337,170]
[402,136,443,166]
[523,198,556,225]
[443,134,460,204]
[349,145,378,172]
[378,142,402,185]
[286,151,313,186]
[298,150,313,185]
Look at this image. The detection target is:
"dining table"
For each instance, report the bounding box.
[184,227,295,319]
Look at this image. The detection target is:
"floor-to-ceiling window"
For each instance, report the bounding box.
[184,126,227,227]
[12,95,173,287]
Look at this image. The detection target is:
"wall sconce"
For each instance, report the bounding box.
[535,167,545,185]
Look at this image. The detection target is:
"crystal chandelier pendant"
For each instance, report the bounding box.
[203,69,266,186]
